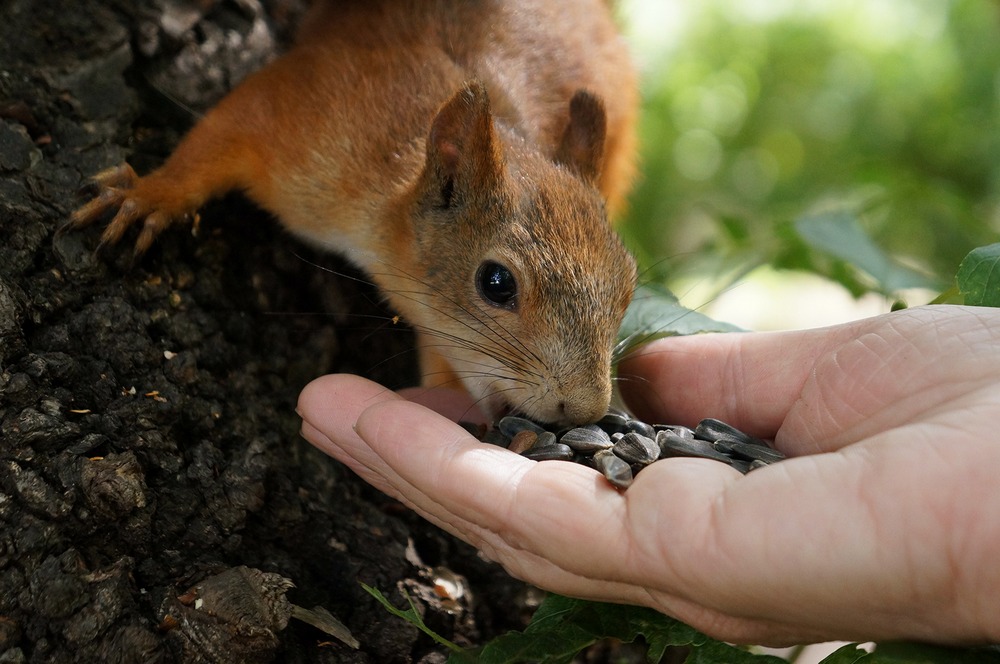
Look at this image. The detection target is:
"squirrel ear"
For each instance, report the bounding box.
[424,81,502,207]
[555,90,607,185]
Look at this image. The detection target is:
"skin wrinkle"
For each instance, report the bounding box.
[594,481,635,568]
[615,474,666,590]
[780,314,977,452]
[639,459,812,623]
[628,464,714,592]
[965,471,1000,642]
[844,426,989,636]
[798,337,874,445]
[838,446,913,615]
[362,399,570,558]
[702,470,754,603]
[642,581,833,646]
[500,547,650,607]
[691,449,901,634]
[503,462,558,554]
[725,457,839,617]
[938,417,1000,637]
[515,462,625,576]
[787,340,872,453]
[962,307,1000,351]
[364,407,538,557]
[467,466,644,596]
[722,336,751,425]
[846,442,906,597]
[354,400,460,510]
[644,460,824,617]
[446,448,531,534]
[735,329,824,435]
[914,439,966,621]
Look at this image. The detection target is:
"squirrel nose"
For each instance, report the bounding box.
[558,389,610,425]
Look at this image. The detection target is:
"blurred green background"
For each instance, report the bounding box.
[616,0,1000,328]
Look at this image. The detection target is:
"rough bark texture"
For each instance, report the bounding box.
[0,1,535,661]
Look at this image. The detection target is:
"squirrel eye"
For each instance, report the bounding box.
[476,261,517,308]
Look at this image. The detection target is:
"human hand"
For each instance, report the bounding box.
[297,305,1000,645]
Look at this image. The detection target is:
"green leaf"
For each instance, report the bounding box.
[819,643,873,664]
[956,242,1000,307]
[360,583,464,654]
[617,283,741,356]
[683,640,788,664]
[819,641,1000,664]
[463,595,785,664]
[794,211,939,294]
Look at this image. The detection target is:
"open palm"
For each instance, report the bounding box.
[298,305,1000,645]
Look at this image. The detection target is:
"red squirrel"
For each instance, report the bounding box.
[68,0,639,425]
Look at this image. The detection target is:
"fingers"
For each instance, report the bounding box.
[618,306,1000,455]
[297,372,998,645]
[298,308,1000,647]
[396,385,486,424]
[309,379,784,615]
[302,378,907,643]
[618,325,850,441]
[297,374,410,494]
[300,375,658,583]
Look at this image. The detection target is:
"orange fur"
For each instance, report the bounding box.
[70,0,639,425]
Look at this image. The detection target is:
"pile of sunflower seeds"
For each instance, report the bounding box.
[466,409,785,490]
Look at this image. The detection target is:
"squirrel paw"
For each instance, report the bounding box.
[65,163,194,258]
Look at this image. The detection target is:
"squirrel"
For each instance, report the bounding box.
[67,0,639,426]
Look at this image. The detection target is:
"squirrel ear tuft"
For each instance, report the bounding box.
[555,90,607,185]
[425,81,502,207]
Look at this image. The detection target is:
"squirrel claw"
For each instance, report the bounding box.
[67,163,183,256]
[66,162,136,235]
[134,210,171,257]
[97,197,148,247]
[91,163,139,190]
[66,187,127,231]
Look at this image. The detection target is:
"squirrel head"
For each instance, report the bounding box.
[399,82,636,425]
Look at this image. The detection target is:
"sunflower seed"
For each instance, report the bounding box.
[521,443,573,461]
[655,424,695,440]
[656,430,733,463]
[597,411,629,433]
[612,432,659,466]
[484,409,785,490]
[695,418,763,446]
[536,431,558,448]
[713,440,785,463]
[626,419,656,439]
[499,416,546,438]
[593,450,633,490]
[508,430,538,454]
[482,429,510,447]
[559,426,612,453]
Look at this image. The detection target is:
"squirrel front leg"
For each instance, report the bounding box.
[66,77,272,257]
